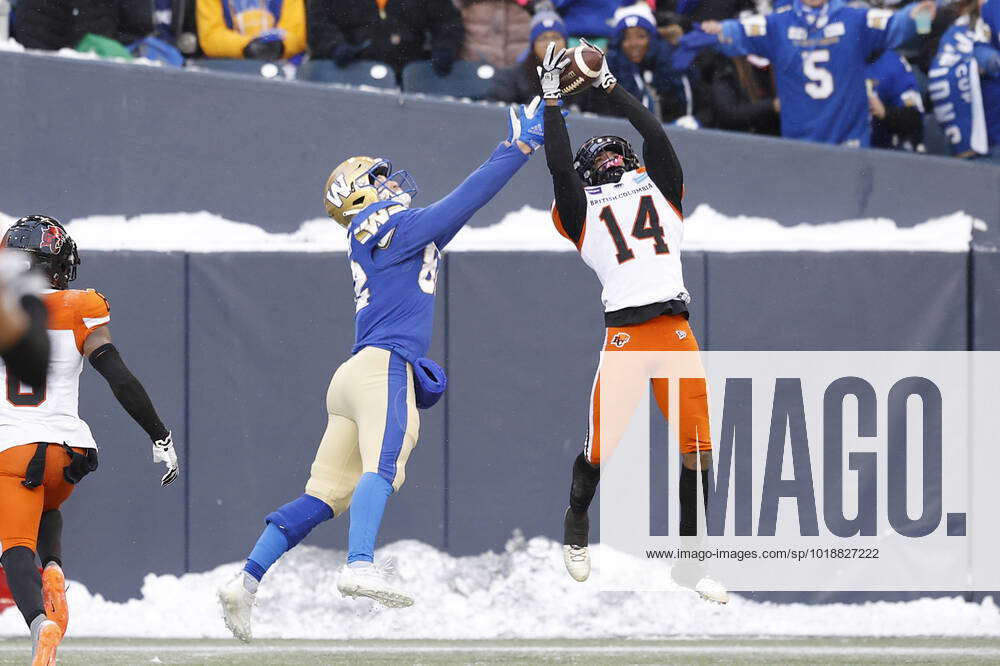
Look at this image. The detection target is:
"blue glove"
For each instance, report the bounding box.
[506,96,567,151]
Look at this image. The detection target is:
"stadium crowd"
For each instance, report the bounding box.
[2,0,998,162]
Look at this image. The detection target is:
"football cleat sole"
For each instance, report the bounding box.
[41,564,68,637]
[31,621,61,666]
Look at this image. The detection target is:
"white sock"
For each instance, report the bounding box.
[242,572,259,594]
[348,560,373,569]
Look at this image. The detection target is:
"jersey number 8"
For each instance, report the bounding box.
[351,243,441,312]
[6,374,46,407]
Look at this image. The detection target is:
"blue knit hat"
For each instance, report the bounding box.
[612,3,658,44]
[530,11,568,47]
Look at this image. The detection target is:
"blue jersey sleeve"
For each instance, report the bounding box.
[716,15,774,60]
[983,0,1000,50]
[861,5,918,58]
[377,141,529,261]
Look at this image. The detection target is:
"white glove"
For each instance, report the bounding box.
[580,38,617,92]
[153,431,179,487]
[536,41,569,100]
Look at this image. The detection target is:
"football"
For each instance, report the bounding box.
[559,45,604,96]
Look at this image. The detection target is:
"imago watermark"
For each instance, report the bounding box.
[597,352,999,592]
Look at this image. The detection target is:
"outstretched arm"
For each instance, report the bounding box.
[538,43,586,245]
[85,327,178,486]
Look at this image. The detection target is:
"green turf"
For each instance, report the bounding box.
[1,638,999,665]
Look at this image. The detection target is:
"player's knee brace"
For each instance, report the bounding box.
[265,494,334,548]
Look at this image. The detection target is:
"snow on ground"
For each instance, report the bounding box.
[1,536,997,640]
[0,207,985,254]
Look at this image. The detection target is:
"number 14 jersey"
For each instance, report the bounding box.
[553,168,689,314]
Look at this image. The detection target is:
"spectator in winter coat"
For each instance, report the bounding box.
[196,0,305,60]
[699,53,779,134]
[459,0,533,68]
[307,0,463,76]
[487,10,611,112]
[12,0,147,51]
[606,3,689,121]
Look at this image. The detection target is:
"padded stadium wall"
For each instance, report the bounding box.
[0,51,998,601]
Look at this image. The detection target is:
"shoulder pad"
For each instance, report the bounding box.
[740,15,767,37]
[867,8,892,30]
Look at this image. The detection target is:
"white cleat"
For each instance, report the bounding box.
[563,544,591,582]
[337,562,414,608]
[695,575,729,604]
[218,572,256,642]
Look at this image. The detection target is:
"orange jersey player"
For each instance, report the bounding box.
[0,215,179,665]
[537,42,726,603]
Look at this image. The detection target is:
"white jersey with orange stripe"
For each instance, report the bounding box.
[0,288,110,453]
[571,168,689,313]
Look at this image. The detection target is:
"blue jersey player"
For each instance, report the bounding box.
[218,98,548,641]
[703,0,935,146]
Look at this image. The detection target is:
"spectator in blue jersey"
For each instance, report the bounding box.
[606,3,692,121]
[928,0,1000,161]
[542,0,622,38]
[702,0,937,147]
[866,50,924,150]
[976,0,1000,160]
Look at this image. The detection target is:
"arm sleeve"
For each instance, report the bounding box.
[196,0,253,57]
[715,16,773,60]
[866,5,919,56]
[89,344,170,442]
[1,296,49,391]
[605,85,684,213]
[306,0,346,58]
[543,104,587,246]
[277,0,307,57]
[383,142,529,257]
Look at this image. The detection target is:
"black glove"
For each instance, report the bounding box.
[243,37,284,60]
[431,46,456,76]
[332,39,371,67]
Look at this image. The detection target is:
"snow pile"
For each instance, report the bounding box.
[0,206,985,254]
[1,537,997,639]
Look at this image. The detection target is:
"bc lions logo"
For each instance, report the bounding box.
[39,226,65,254]
[610,332,631,348]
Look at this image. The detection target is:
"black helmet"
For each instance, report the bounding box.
[1,215,79,290]
[574,135,640,186]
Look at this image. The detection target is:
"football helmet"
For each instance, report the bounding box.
[1,215,79,290]
[324,156,418,228]
[574,135,640,186]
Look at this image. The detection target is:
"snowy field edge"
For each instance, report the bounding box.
[2,537,997,640]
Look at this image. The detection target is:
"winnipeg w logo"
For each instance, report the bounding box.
[325,174,352,208]
[610,332,631,348]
